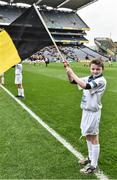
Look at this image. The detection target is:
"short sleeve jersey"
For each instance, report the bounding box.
[80,74,107,112]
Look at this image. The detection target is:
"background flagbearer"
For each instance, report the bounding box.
[0,73,4,85]
[15,62,24,98]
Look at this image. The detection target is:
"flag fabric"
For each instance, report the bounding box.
[0,29,21,74]
[4,5,54,60]
[0,5,63,73]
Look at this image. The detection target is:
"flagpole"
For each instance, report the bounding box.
[33,4,65,62]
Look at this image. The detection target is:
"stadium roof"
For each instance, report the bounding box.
[0,0,98,10]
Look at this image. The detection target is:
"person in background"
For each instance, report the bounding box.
[15,62,24,98]
[84,54,90,67]
[108,55,112,67]
[44,57,49,67]
[63,58,107,174]
[0,73,4,85]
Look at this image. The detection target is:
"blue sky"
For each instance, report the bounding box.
[78,0,117,46]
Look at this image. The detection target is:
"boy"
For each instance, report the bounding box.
[15,62,24,98]
[63,59,107,174]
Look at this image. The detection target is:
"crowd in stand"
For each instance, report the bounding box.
[27,45,82,64]
[26,45,115,67]
[27,45,114,65]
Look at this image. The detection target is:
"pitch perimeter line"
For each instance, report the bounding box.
[1,85,108,180]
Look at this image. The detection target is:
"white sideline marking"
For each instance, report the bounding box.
[1,85,108,180]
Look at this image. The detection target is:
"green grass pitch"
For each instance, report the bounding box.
[0,61,117,179]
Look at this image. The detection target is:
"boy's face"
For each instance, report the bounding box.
[90,63,103,76]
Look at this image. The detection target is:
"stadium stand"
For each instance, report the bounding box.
[79,45,108,60]
[0,5,25,24]
[40,10,89,30]
[94,37,117,60]
[51,29,87,36]
[59,45,88,60]
[1,0,107,61]
[53,35,88,45]
[39,8,90,46]
[0,2,90,47]
[59,45,108,61]
[29,44,109,63]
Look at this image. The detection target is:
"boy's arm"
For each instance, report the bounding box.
[63,60,87,88]
[63,61,73,83]
[65,66,87,88]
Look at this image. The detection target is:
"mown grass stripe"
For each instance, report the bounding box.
[1,84,109,180]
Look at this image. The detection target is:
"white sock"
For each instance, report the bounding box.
[86,140,92,161]
[18,88,21,96]
[21,88,24,97]
[91,144,100,168]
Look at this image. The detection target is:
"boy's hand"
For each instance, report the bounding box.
[63,60,70,68]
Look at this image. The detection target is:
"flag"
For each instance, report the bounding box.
[0,5,62,73]
[4,5,55,60]
[0,29,21,74]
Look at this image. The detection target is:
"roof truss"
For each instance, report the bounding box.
[0,0,98,10]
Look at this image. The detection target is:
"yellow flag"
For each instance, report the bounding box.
[0,29,21,73]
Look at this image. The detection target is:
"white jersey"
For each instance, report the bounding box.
[15,63,22,75]
[80,74,107,112]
